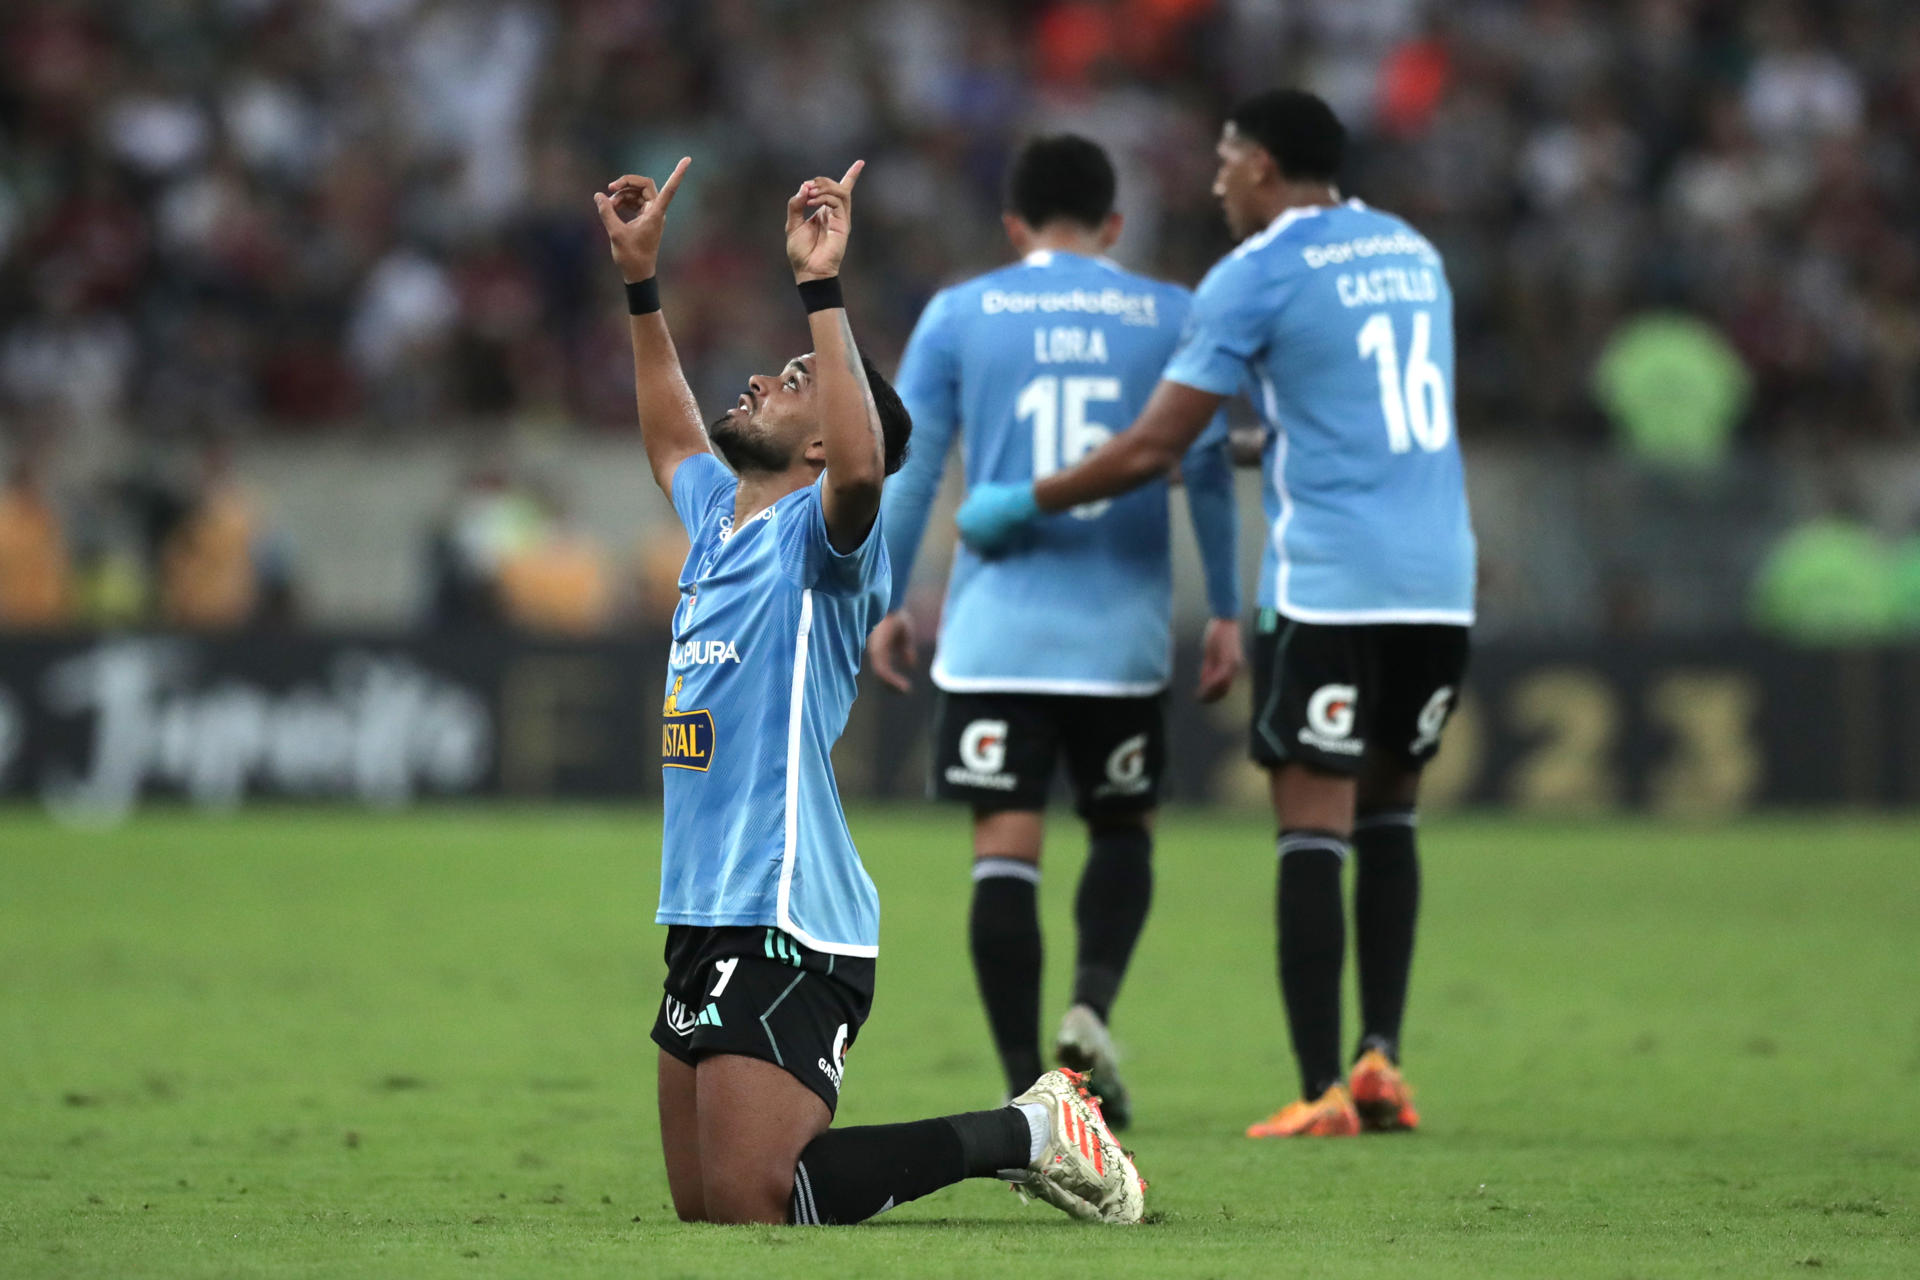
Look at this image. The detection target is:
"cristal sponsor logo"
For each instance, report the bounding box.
[981,288,1158,326]
[661,676,715,772]
[1299,683,1365,755]
[1094,732,1151,798]
[1301,231,1440,270]
[671,639,741,667]
[818,1022,849,1093]
[946,718,1017,790]
[663,996,695,1036]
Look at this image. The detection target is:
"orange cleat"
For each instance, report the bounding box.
[1245,1083,1361,1138]
[1349,1048,1420,1132]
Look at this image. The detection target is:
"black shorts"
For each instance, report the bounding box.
[1249,611,1470,775]
[932,690,1164,819]
[650,925,875,1114]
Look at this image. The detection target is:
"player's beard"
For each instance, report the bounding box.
[708,411,791,474]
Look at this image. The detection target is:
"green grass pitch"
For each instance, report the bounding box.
[2,806,1916,1278]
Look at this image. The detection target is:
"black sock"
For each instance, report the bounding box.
[1277,830,1348,1100]
[1353,808,1419,1063]
[969,858,1043,1094]
[788,1107,1030,1225]
[1071,824,1153,1024]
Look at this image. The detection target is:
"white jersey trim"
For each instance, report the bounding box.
[776,588,880,959]
[1259,370,1297,612]
[930,661,1167,698]
[1233,203,1329,259]
[1274,602,1477,626]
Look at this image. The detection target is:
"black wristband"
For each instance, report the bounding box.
[626,277,660,316]
[797,276,844,314]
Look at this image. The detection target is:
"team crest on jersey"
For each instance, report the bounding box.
[661,676,715,771]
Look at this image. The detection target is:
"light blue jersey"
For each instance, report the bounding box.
[1163,200,1476,623]
[656,453,887,956]
[885,250,1240,696]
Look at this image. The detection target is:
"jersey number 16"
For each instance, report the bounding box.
[1357,310,1452,454]
[1017,374,1120,519]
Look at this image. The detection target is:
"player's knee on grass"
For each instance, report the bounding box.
[657,1051,705,1220]
[693,1055,831,1224]
[699,1157,795,1225]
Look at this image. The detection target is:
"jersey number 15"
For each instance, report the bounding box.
[1017,374,1119,519]
[1357,310,1452,454]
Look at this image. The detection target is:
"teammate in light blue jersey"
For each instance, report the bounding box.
[868,136,1242,1125]
[598,156,1140,1227]
[957,92,1476,1140]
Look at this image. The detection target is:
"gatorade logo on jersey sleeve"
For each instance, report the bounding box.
[662,676,715,771]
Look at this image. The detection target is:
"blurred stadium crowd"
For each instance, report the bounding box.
[6,0,1919,440]
[2,0,1919,635]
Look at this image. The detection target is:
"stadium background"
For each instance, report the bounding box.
[3,0,1920,813]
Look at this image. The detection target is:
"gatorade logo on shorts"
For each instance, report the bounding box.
[1300,683,1365,756]
[1095,732,1151,797]
[947,719,1017,791]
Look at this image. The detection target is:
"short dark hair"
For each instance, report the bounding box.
[1227,89,1346,182]
[863,354,912,475]
[1006,134,1117,230]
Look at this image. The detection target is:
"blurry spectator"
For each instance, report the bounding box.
[1890,531,1920,635]
[0,447,71,629]
[630,526,692,628]
[65,475,147,629]
[1742,4,1865,147]
[422,463,541,628]
[496,486,610,636]
[349,247,459,423]
[1593,312,1752,474]
[0,0,1912,450]
[1750,514,1895,645]
[159,443,265,629]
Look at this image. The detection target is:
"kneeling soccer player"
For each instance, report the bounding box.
[594,157,1143,1225]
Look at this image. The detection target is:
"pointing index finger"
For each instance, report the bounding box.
[657,156,692,205]
[839,159,865,189]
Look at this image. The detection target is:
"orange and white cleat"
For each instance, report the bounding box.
[1349,1048,1421,1132]
[1245,1083,1361,1138]
[1005,1069,1145,1223]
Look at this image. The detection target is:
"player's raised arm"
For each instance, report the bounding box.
[786,161,885,552]
[956,380,1225,554]
[593,158,712,495]
[1044,380,1225,512]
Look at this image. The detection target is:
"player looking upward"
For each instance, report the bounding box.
[956,91,1475,1138]
[868,135,1243,1126]
[595,158,1143,1223]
